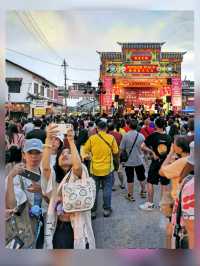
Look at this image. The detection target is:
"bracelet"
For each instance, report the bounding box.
[43,144,52,149]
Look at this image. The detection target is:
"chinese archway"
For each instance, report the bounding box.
[97,42,186,113]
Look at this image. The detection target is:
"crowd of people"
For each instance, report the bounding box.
[5,110,195,249]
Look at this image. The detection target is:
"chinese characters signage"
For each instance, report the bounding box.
[100,77,113,109]
[171,77,182,109]
[125,49,160,64]
[124,65,159,73]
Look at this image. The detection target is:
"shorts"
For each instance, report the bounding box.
[125,165,146,183]
[147,160,170,186]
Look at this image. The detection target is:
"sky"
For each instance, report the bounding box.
[6,10,194,105]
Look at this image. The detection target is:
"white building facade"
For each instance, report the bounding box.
[6,60,63,118]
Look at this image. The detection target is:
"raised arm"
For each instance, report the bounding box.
[42,124,59,181]
[5,163,25,209]
[66,128,82,178]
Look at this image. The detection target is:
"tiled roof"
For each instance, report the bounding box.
[96,51,123,60]
[117,42,165,49]
[161,52,187,59]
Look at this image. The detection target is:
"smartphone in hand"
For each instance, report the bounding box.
[20,169,40,182]
[57,123,73,134]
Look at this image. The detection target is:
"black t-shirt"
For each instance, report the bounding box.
[145,132,172,160]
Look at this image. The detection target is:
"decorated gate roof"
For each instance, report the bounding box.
[161,52,187,59]
[96,51,123,60]
[117,42,165,49]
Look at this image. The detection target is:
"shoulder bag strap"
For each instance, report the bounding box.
[97,133,113,151]
[127,132,139,158]
[19,175,25,191]
[97,133,114,171]
[17,134,24,147]
[175,176,190,248]
[57,169,72,195]
[176,176,192,226]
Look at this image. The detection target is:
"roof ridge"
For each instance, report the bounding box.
[6,59,58,87]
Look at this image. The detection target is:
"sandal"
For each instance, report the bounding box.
[140,191,147,198]
[125,194,135,202]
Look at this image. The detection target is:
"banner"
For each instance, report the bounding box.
[171,77,182,109]
[101,77,113,109]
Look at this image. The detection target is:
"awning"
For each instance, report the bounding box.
[182,106,195,113]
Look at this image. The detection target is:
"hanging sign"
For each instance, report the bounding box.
[34,107,46,116]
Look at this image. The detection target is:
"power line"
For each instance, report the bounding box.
[14,11,62,62]
[7,48,99,72]
[25,11,63,61]
[67,78,98,83]
[24,11,62,61]
[13,11,100,73]
[6,48,61,66]
[14,11,49,55]
[69,66,98,71]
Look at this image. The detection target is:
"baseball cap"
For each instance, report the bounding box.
[55,133,64,143]
[100,118,107,123]
[23,138,43,153]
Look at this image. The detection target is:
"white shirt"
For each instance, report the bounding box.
[165,126,170,134]
[50,154,57,168]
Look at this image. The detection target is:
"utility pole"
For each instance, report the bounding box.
[62,59,68,109]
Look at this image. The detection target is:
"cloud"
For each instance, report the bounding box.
[6,10,194,85]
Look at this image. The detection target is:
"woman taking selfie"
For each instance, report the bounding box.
[42,124,95,249]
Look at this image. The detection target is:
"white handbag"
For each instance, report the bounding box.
[57,166,96,213]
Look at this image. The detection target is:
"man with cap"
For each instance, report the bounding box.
[6,138,48,248]
[83,120,118,219]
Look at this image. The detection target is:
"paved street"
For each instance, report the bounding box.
[92,171,166,248]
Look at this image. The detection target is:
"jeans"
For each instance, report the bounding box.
[92,172,113,212]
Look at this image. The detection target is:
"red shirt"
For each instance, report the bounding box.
[108,131,122,147]
[140,126,154,139]
[123,126,131,132]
